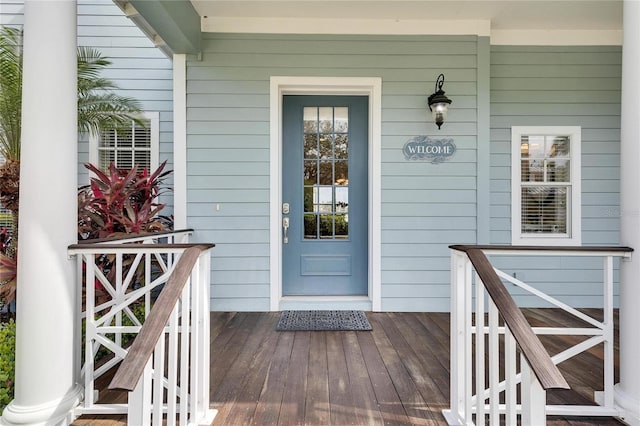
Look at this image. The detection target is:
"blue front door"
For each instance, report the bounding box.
[282,95,368,296]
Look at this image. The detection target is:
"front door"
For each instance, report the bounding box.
[282,95,368,296]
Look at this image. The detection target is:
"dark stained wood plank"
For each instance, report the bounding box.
[210,312,261,397]
[390,312,451,398]
[304,331,330,426]
[367,314,439,425]
[279,331,311,426]
[210,312,277,424]
[341,331,385,425]
[357,329,412,425]
[250,331,295,425]
[372,313,448,421]
[213,313,281,426]
[210,311,237,341]
[326,331,358,425]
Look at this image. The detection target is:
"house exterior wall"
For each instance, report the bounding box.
[489,45,622,307]
[0,0,174,206]
[187,33,623,312]
[188,33,479,311]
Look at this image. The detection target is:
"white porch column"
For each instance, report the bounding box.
[0,1,82,425]
[173,53,187,229]
[617,1,640,424]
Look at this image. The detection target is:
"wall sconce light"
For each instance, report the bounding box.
[428,73,452,130]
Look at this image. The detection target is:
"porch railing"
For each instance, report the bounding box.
[68,229,216,423]
[109,244,216,425]
[443,244,633,426]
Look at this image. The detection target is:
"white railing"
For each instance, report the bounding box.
[68,230,216,424]
[443,245,633,426]
[108,245,216,426]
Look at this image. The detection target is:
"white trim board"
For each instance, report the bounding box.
[269,76,383,312]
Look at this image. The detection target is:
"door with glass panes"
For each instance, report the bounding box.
[282,96,368,296]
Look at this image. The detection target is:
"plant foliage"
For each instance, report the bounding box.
[0,319,15,412]
[78,161,173,240]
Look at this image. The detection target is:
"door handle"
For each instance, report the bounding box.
[282,217,290,244]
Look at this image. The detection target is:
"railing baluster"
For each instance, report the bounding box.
[475,272,486,426]
[504,328,517,425]
[520,355,546,426]
[179,276,191,426]
[603,255,615,408]
[129,358,153,425]
[488,300,499,425]
[85,253,96,408]
[151,334,164,425]
[115,252,123,349]
[464,255,473,424]
[167,307,179,425]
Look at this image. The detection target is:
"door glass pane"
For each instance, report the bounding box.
[319,214,333,238]
[334,107,348,132]
[304,160,318,184]
[304,214,317,239]
[319,135,332,159]
[303,108,318,132]
[335,187,348,213]
[302,105,350,239]
[335,214,348,238]
[335,134,348,159]
[318,107,333,132]
[304,134,319,158]
[335,160,348,185]
[316,186,333,213]
[319,161,333,185]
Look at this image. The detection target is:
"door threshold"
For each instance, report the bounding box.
[279,296,372,311]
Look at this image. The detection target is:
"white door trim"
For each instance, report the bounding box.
[269,76,382,311]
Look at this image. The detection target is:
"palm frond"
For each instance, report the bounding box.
[0,25,145,162]
[0,26,23,161]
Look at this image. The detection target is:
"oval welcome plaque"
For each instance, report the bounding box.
[403,136,456,163]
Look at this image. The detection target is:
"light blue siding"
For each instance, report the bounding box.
[490,45,622,307]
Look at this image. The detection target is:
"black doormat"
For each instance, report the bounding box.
[276,310,372,331]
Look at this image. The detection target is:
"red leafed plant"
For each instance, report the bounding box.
[78,161,173,240]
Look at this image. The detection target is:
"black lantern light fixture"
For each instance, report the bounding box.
[427,73,452,130]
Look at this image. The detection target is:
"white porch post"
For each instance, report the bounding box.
[617,1,640,424]
[0,1,82,425]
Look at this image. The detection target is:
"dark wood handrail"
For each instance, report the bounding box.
[76,228,195,245]
[68,242,214,251]
[450,244,633,253]
[108,244,211,392]
[464,248,570,390]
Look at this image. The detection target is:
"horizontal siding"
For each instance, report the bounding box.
[490,45,622,306]
[189,33,478,311]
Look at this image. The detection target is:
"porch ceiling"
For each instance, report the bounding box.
[116,0,623,53]
[192,0,622,31]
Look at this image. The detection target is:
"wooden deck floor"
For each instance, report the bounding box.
[74,310,623,425]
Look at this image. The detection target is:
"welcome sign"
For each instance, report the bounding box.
[403,136,456,163]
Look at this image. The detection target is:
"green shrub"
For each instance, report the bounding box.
[0,319,15,412]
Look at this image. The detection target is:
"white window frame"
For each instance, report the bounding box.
[89,111,160,172]
[511,126,581,246]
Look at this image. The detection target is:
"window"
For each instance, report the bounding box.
[89,112,159,173]
[511,126,581,245]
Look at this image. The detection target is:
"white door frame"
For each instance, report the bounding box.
[269,76,382,311]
